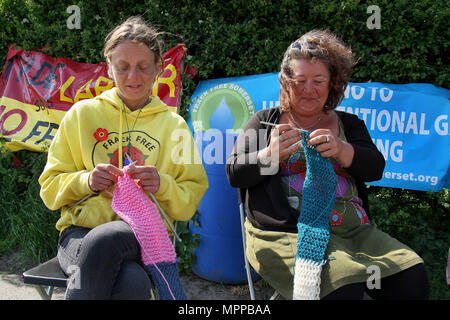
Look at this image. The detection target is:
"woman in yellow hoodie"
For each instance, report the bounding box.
[39,16,208,299]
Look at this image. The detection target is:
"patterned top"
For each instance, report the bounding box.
[280,121,370,237]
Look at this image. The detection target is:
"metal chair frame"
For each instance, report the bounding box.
[237,188,279,300]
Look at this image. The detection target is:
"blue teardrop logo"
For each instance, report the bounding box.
[189,83,255,133]
[209,97,235,132]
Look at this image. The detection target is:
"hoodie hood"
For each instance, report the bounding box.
[93,87,170,169]
[95,87,169,115]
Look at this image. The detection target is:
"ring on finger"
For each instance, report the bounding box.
[279,135,284,142]
[326,135,330,143]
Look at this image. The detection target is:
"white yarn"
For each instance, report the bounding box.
[293,258,326,300]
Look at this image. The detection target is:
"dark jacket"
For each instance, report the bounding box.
[226,107,385,233]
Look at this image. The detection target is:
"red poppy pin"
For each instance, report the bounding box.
[94,128,109,142]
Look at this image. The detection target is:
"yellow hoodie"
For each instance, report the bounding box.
[39,88,208,233]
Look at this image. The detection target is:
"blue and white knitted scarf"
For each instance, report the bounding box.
[293,131,338,300]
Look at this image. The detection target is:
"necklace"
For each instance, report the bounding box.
[286,110,320,198]
[120,97,150,165]
[288,110,323,131]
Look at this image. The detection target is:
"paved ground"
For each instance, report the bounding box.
[0,251,274,300]
[0,272,276,300]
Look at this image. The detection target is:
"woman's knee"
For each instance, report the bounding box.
[111,262,152,300]
[83,221,138,256]
[71,221,140,273]
[366,263,429,300]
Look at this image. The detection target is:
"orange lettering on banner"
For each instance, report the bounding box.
[74,79,94,103]
[153,64,177,98]
[95,76,114,96]
[60,76,114,104]
[60,76,75,103]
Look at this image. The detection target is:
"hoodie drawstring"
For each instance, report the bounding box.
[119,107,123,169]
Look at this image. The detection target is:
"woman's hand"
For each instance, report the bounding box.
[89,164,123,192]
[308,129,354,168]
[258,123,302,164]
[126,165,160,193]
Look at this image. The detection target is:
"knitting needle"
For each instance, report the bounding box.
[66,194,95,211]
[68,155,135,212]
[125,153,182,242]
[260,121,309,133]
[68,155,135,211]
[68,157,181,242]
[124,153,137,167]
[149,193,182,243]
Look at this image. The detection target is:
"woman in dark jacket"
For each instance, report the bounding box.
[226,30,428,300]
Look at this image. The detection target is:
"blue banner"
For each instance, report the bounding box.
[188,73,450,192]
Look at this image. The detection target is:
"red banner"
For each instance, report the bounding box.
[0,44,187,152]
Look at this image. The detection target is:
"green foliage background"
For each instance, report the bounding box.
[0,0,448,298]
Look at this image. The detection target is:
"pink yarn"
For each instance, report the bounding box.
[111,166,177,265]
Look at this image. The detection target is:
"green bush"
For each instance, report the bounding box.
[368,187,450,299]
[0,1,448,99]
[0,142,59,261]
[0,0,448,298]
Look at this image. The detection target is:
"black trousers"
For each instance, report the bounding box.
[57,220,152,300]
[323,263,429,300]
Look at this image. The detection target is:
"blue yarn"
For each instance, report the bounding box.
[296,224,330,264]
[144,262,187,300]
[295,131,337,264]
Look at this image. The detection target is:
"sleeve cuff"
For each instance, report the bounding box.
[154,173,171,200]
[81,171,97,195]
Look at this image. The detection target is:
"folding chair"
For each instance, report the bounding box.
[22,256,67,300]
[22,221,179,300]
[237,188,279,300]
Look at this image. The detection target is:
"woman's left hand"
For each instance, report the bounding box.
[126,165,160,193]
[308,129,354,168]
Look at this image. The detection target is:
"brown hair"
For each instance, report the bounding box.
[104,16,164,68]
[279,29,355,111]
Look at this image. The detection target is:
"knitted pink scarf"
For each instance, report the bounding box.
[111,167,176,265]
[111,166,185,299]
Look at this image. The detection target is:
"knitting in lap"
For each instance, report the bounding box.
[293,132,337,300]
[111,165,186,300]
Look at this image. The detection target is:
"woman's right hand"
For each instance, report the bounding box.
[258,123,302,164]
[88,164,123,192]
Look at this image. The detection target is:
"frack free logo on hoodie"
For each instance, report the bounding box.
[91,129,160,167]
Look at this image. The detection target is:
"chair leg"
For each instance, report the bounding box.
[150,287,158,300]
[269,290,280,300]
[238,189,281,301]
[239,204,256,300]
[34,285,54,300]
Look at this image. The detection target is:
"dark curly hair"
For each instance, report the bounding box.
[279,29,356,112]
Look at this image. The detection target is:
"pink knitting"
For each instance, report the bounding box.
[111,166,177,265]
